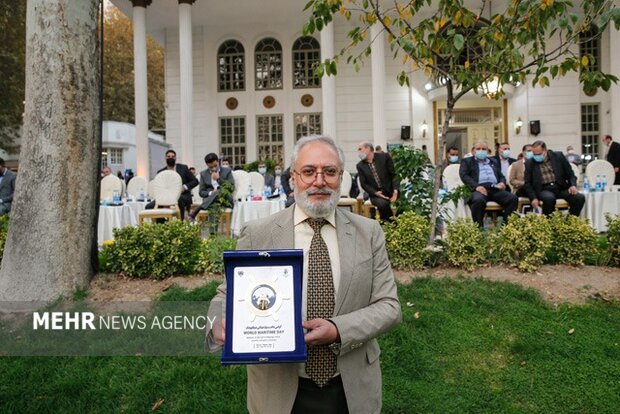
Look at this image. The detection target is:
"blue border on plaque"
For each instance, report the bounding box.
[221,249,306,364]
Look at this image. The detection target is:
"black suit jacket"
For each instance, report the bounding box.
[157,163,199,195]
[492,155,517,167]
[523,151,576,200]
[198,166,235,199]
[459,156,507,190]
[607,141,620,168]
[356,152,399,198]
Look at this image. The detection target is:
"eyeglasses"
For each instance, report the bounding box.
[294,166,342,184]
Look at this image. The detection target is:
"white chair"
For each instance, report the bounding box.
[232,170,250,200]
[248,171,266,196]
[443,164,463,190]
[191,181,201,208]
[138,170,183,223]
[585,160,615,190]
[127,176,148,200]
[100,175,123,202]
[338,171,359,214]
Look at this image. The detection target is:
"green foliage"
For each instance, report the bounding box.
[498,214,553,272]
[606,214,620,267]
[243,159,278,173]
[547,212,598,266]
[383,211,431,270]
[0,214,9,263]
[196,235,236,274]
[390,146,434,218]
[445,218,486,271]
[100,221,203,279]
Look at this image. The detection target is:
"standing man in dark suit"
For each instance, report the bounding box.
[459,141,518,227]
[356,141,399,222]
[523,140,585,216]
[492,142,516,191]
[146,149,198,220]
[0,158,16,216]
[603,135,620,185]
[188,152,235,221]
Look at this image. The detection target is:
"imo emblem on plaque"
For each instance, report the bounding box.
[237,268,291,321]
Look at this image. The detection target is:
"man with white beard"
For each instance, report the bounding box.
[206,135,401,414]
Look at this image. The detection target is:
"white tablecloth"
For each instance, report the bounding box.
[98,201,148,245]
[581,191,620,232]
[231,199,287,237]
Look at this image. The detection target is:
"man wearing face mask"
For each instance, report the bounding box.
[565,145,582,166]
[257,162,276,193]
[508,144,533,197]
[188,152,235,222]
[274,164,284,190]
[493,143,516,190]
[146,149,199,220]
[356,141,399,222]
[523,140,585,216]
[442,146,460,168]
[459,141,518,227]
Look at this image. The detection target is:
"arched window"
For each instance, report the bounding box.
[218,40,245,91]
[255,37,283,90]
[292,36,320,88]
[579,25,601,72]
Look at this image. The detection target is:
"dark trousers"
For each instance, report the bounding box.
[291,376,349,414]
[369,195,394,222]
[538,186,585,216]
[469,188,518,227]
[145,192,192,220]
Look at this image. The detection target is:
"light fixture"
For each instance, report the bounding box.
[421,120,428,138]
[514,117,523,135]
[424,82,433,91]
[481,76,501,98]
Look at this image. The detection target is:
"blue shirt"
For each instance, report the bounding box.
[477,159,498,185]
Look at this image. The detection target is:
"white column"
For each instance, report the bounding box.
[371,25,386,149]
[132,0,150,178]
[179,0,194,166]
[321,23,337,139]
[610,20,620,140]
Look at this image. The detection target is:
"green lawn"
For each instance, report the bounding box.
[1,277,619,413]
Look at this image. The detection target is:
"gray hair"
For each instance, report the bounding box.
[474,140,488,149]
[290,135,345,170]
[359,141,374,151]
[531,140,547,149]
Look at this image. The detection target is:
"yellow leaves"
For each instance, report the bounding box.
[359,30,367,41]
[434,16,447,32]
[339,5,351,19]
[454,10,462,25]
[464,60,470,69]
[493,32,505,43]
[366,12,377,24]
[581,55,589,67]
[540,0,553,10]
[402,54,409,65]
[493,15,502,25]
[387,33,395,43]
[151,399,164,411]
[383,16,392,26]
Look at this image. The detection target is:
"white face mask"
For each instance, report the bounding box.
[358,151,367,161]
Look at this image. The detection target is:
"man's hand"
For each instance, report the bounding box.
[375,191,390,200]
[568,186,578,195]
[495,182,506,191]
[475,186,488,196]
[211,171,220,181]
[303,319,340,346]
[212,319,226,346]
[531,199,540,209]
[389,191,398,203]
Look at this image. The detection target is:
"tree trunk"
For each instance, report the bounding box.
[0,0,100,304]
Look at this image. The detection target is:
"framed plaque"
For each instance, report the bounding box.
[221,249,306,364]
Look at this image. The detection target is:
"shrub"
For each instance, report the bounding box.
[383,211,431,270]
[390,146,435,218]
[547,212,598,266]
[606,214,620,267]
[498,214,552,272]
[196,235,237,274]
[445,218,486,271]
[101,221,203,279]
[0,215,8,263]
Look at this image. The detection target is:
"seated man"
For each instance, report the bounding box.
[0,158,16,216]
[257,162,275,193]
[357,141,399,222]
[441,146,460,168]
[523,140,585,216]
[189,152,235,222]
[459,141,518,227]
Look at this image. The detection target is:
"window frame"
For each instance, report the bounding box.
[292,36,321,89]
[217,40,246,92]
[255,37,283,90]
[294,112,322,142]
[219,116,247,167]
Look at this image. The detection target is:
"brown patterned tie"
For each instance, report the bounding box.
[305,218,337,387]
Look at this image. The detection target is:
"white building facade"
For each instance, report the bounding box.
[112,0,620,174]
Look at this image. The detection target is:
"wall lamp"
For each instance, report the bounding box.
[514,117,524,135]
[421,120,428,138]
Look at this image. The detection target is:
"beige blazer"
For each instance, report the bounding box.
[207,206,401,414]
[509,159,525,194]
